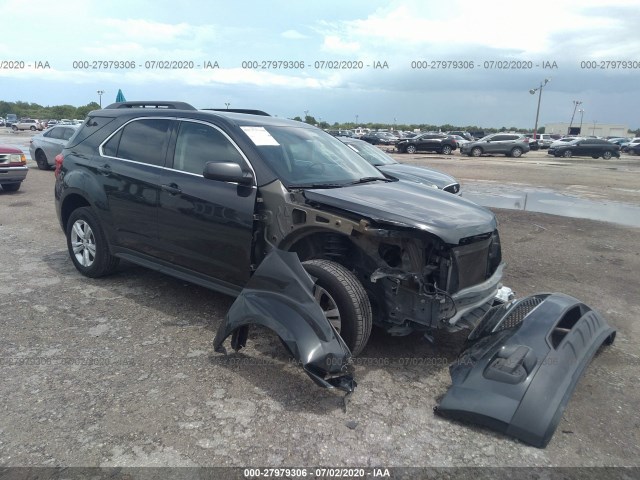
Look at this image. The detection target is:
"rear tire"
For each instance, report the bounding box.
[510,147,523,158]
[302,259,372,355]
[35,150,50,170]
[2,183,21,192]
[66,207,119,278]
[602,151,613,160]
[441,145,452,155]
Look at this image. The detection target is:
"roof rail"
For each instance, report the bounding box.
[204,108,271,116]
[103,101,197,110]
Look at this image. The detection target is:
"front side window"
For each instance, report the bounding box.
[172,121,245,175]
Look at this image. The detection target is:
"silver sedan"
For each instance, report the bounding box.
[29,125,79,170]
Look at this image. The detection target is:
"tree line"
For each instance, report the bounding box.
[0,101,101,120]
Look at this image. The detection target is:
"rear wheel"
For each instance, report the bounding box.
[35,150,50,170]
[510,147,523,158]
[2,183,21,192]
[470,147,482,157]
[406,145,417,154]
[66,207,119,278]
[602,151,613,160]
[302,259,372,355]
[441,145,453,155]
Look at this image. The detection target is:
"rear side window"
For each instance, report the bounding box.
[172,121,245,175]
[104,118,172,166]
[45,127,65,139]
[67,116,115,147]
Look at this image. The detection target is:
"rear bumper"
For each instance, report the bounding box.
[0,165,28,184]
[435,293,616,447]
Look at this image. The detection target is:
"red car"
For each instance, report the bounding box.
[0,144,28,192]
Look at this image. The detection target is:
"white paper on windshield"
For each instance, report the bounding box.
[241,126,280,146]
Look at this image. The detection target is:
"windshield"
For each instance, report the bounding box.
[249,126,386,187]
[344,141,397,166]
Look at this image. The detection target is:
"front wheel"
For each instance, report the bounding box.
[470,147,482,157]
[441,145,452,155]
[405,145,417,154]
[66,207,119,278]
[602,151,613,160]
[563,150,573,158]
[302,259,372,356]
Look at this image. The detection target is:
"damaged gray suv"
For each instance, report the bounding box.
[54,101,503,381]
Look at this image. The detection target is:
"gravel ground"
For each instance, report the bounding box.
[1,130,639,468]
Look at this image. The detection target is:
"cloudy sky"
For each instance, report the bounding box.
[1,0,639,128]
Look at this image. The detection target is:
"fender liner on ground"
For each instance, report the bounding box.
[213,249,356,392]
[435,293,616,447]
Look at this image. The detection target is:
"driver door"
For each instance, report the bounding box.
[157,120,257,288]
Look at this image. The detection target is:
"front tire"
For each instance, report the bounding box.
[602,151,613,160]
[441,145,452,155]
[406,145,417,154]
[302,259,372,356]
[66,207,119,278]
[563,150,573,158]
[470,147,482,157]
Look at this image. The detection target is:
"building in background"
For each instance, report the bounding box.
[544,122,629,137]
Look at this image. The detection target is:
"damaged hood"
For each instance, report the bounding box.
[305,181,496,244]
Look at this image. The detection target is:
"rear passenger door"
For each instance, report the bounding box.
[99,117,173,254]
[157,119,257,289]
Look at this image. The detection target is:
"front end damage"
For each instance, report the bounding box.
[435,293,616,447]
[213,249,355,392]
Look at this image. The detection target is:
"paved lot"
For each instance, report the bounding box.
[1,130,639,467]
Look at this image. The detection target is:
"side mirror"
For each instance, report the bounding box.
[203,162,253,185]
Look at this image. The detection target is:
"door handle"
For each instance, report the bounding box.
[161,183,182,195]
[97,164,111,175]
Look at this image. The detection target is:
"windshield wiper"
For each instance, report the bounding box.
[345,176,389,185]
[289,183,344,189]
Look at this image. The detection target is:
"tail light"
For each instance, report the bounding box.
[54,154,64,178]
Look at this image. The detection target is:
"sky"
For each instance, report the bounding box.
[1,0,639,128]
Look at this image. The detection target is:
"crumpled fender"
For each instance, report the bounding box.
[435,293,616,447]
[213,249,356,392]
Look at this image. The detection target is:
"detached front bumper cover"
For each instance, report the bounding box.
[213,249,356,393]
[435,292,616,447]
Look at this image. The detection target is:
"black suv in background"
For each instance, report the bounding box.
[54,101,504,390]
[395,133,457,155]
[547,138,620,159]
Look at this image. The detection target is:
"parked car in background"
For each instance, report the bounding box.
[449,135,470,149]
[46,120,59,128]
[446,131,473,141]
[338,137,461,194]
[29,124,80,170]
[549,137,583,149]
[628,143,640,155]
[11,119,44,131]
[547,138,620,159]
[361,131,397,145]
[0,144,28,191]
[523,134,540,151]
[396,133,457,155]
[460,133,530,157]
[621,138,640,153]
